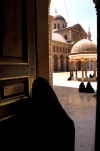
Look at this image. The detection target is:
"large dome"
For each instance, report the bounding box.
[71,39,97,53]
[54,15,66,21]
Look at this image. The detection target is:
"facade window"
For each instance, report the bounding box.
[66,48,67,53]
[54,24,56,29]
[79,28,80,31]
[65,25,66,28]
[58,23,59,29]
[68,48,70,53]
[63,47,64,53]
[53,45,55,52]
[63,24,64,28]
[57,46,58,52]
[64,35,67,40]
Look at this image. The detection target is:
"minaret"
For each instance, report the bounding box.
[87,27,92,41]
[55,8,57,14]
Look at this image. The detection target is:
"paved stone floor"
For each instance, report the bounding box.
[53,72,97,151]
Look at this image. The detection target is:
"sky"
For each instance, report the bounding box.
[50,0,97,45]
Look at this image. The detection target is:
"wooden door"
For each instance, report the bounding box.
[0,0,36,137]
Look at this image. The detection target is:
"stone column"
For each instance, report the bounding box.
[64,58,66,71]
[85,70,88,78]
[71,60,74,80]
[93,58,97,80]
[75,61,78,78]
[69,59,74,80]
[81,58,85,80]
[69,60,72,78]
[48,14,54,87]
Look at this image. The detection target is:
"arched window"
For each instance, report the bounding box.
[66,48,67,53]
[53,45,55,52]
[63,47,64,53]
[58,23,59,29]
[68,48,70,53]
[60,55,64,71]
[57,46,58,52]
[54,24,56,29]
[54,55,58,72]
[60,47,61,52]
[64,35,67,40]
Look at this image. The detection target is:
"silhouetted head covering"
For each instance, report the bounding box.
[31,77,75,150]
[79,82,86,92]
[85,82,95,93]
[32,76,64,111]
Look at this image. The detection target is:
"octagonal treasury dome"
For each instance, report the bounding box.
[71,38,97,53]
[54,14,66,22]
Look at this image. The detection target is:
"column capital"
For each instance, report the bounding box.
[92,58,97,62]
[74,60,79,63]
[80,58,86,62]
[69,58,76,62]
[69,60,73,63]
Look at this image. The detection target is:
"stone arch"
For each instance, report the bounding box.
[66,56,70,71]
[53,55,58,72]
[60,55,64,71]
[77,60,81,71]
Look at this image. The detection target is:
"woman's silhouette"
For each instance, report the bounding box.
[32,77,75,151]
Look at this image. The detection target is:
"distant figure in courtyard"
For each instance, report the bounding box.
[79,82,86,92]
[85,82,95,93]
[67,76,71,80]
[32,77,75,151]
[89,73,93,78]
[67,73,73,81]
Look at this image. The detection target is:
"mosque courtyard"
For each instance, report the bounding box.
[53,71,97,151]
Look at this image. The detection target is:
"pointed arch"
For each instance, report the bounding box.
[53,55,58,72]
[60,55,64,71]
[66,56,70,71]
[77,60,81,71]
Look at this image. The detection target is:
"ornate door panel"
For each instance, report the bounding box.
[0,0,36,120]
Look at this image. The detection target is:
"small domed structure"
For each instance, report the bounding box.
[68,38,97,81]
[54,15,66,21]
[71,38,97,53]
